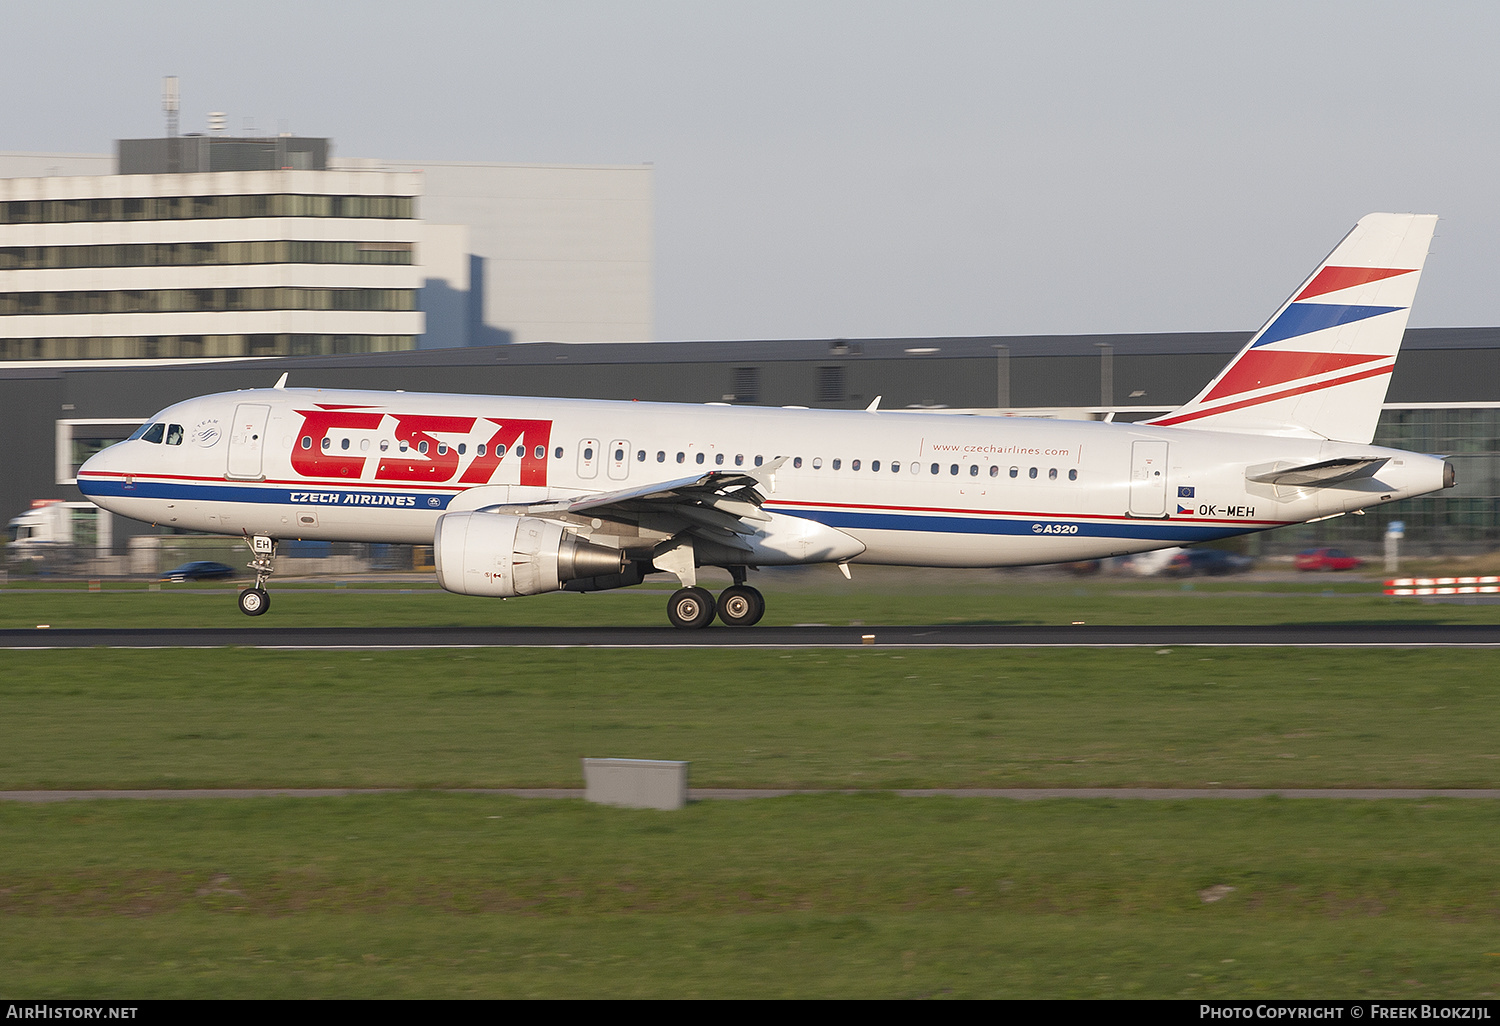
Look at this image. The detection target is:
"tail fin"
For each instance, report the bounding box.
[1145,212,1437,443]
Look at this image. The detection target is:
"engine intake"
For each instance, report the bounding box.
[434,511,627,597]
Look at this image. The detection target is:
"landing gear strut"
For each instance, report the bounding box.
[239,534,276,617]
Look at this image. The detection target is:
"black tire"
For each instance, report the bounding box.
[717,585,765,627]
[238,587,270,616]
[666,586,716,629]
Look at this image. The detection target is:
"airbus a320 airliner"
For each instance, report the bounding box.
[79,213,1452,628]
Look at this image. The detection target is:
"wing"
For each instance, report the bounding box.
[472,458,786,555]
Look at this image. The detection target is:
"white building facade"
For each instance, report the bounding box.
[0,167,424,361]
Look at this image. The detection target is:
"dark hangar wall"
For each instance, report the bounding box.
[7,327,1498,533]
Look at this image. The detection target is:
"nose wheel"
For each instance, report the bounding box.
[237,587,270,616]
[239,533,277,617]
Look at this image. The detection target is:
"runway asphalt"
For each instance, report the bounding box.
[4,623,1500,648]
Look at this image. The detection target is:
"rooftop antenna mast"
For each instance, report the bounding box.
[162,76,180,173]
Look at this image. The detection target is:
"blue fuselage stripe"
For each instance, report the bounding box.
[777,506,1248,543]
[78,478,452,511]
[79,478,1251,544]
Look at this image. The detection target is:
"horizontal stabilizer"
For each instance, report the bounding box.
[1245,456,1389,488]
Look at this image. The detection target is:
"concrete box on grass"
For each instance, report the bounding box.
[582,758,688,810]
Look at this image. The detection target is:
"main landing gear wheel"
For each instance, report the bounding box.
[717,585,765,627]
[666,586,717,629]
[237,587,270,617]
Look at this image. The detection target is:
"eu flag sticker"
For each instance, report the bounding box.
[1178,486,1195,498]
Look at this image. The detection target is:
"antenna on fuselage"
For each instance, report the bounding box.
[865,396,882,412]
[273,373,288,390]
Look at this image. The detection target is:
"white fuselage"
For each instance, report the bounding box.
[77,386,1448,568]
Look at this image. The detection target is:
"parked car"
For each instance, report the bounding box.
[159,560,237,582]
[1163,549,1255,576]
[1295,547,1363,572]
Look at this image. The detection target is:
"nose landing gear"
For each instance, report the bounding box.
[238,534,276,617]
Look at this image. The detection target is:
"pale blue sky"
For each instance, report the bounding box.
[5,1,1496,341]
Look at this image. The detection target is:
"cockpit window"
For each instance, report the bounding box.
[165,424,184,445]
[139,423,165,444]
[127,422,155,441]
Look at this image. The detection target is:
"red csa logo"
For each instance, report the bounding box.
[289,405,552,486]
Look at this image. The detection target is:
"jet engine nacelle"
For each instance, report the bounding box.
[434,511,627,597]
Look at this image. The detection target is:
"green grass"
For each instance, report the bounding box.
[2,794,1499,998]
[2,568,1497,628]
[1,648,1498,789]
[3,580,1498,997]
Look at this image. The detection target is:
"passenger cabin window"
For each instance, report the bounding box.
[696,452,704,464]
[949,464,958,475]
[812,458,823,469]
[140,423,164,444]
[891,461,900,473]
[969,464,978,476]
[832,458,842,470]
[793,457,803,468]
[321,437,331,451]
[676,452,685,464]
[1029,467,1038,479]
[735,455,744,467]
[615,448,624,461]
[1010,467,1018,478]
[716,453,724,465]
[755,455,764,467]
[851,459,861,471]
[930,463,939,475]
[1069,469,1078,481]
[300,436,312,449]
[418,441,428,454]
[990,465,999,477]
[1049,468,1058,480]
[535,446,544,459]
[638,450,646,462]
[872,460,880,472]
[342,438,351,450]
[476,443,484,456]
[554,447,563,459]
[657,451,666,463]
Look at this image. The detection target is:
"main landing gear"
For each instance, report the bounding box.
[238,534,276,617]
[665,567,765,630]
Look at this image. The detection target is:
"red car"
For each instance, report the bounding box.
[1295,547,1364,572]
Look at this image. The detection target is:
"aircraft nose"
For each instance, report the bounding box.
[76,440,129,500]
